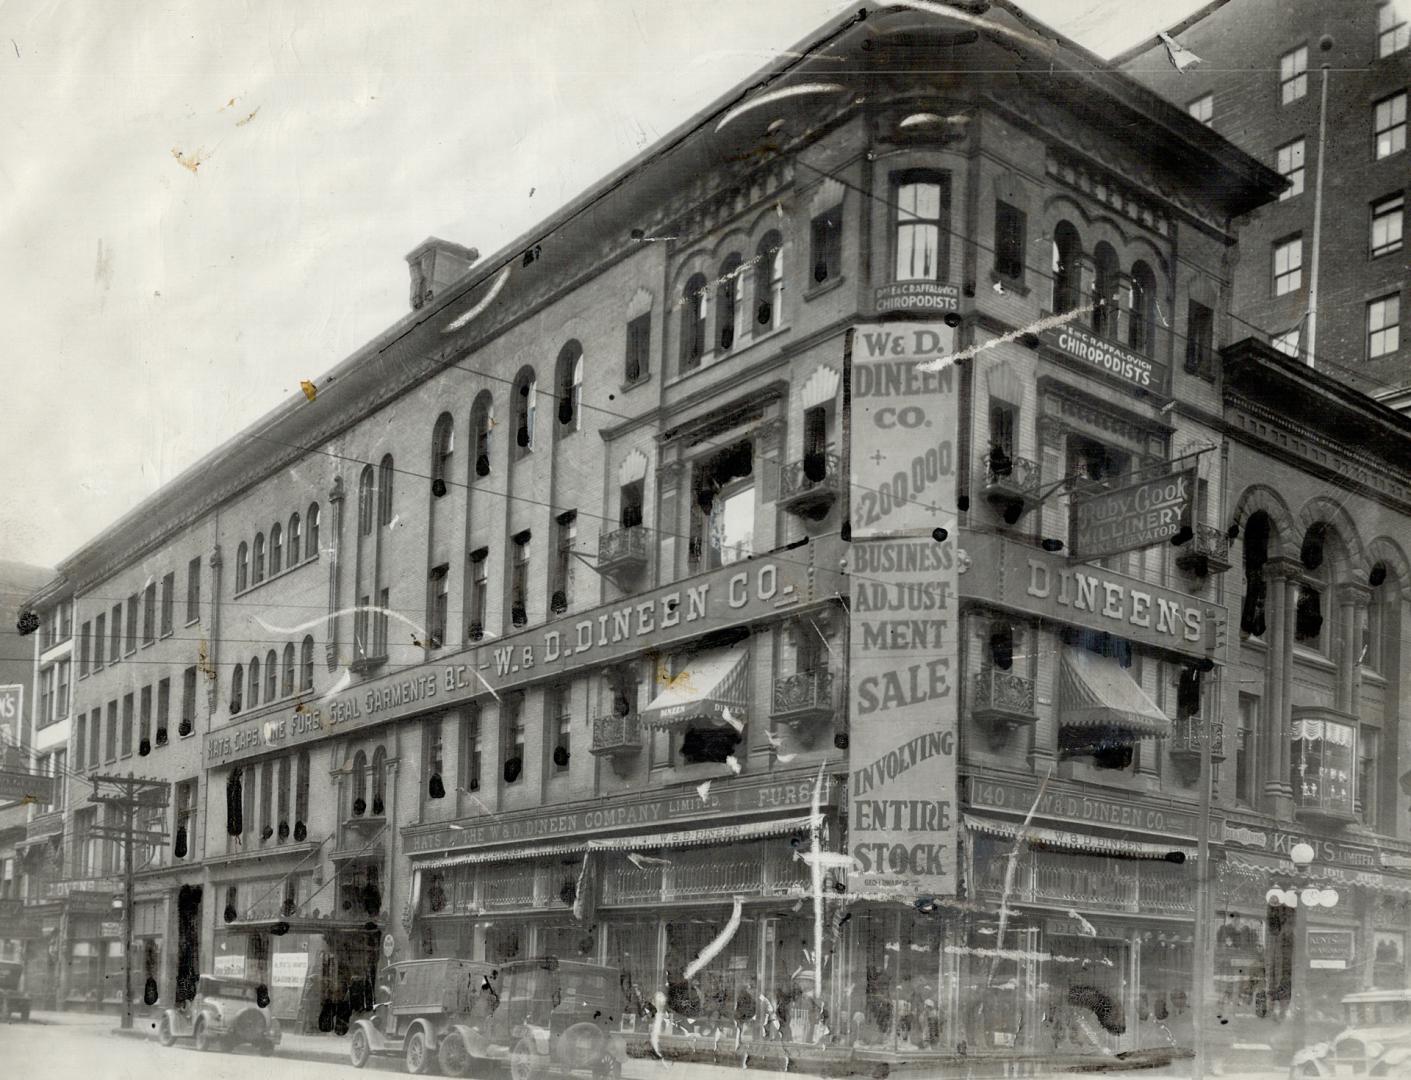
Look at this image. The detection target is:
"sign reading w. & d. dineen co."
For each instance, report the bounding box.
[1068,466,1197,561]
[847,322,958,900]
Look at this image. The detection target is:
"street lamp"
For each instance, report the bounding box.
[1266,841,1339,1040]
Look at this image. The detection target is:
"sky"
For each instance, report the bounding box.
[0,0,1206,572]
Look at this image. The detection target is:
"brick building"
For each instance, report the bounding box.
[9,2,1411,1071]
[1119,0,1411,409]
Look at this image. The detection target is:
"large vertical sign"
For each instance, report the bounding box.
[0,685,22,750]
[848,323,959,899]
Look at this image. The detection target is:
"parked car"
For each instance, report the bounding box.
[1291,989,1411,1077]
[153,974,280,1054]
[0,961,31,1022]
[350,956,626,1079]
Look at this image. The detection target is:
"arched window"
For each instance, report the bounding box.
[252,533,265,585]
[300,635,315,691]
[282,643,295,697]
[269,522,282,576]
[1052,221,1082,315]
[1364,562,1393,675]
[717,254,745,352]
[755,231,784,331]
[236,542,249,593]
[294,751,310,840]
[470,391,494,478]
[351,750,367,816]
[287,512,301,564]
[358,466,375,535]
[680,272,709,369]
[231,664,243,714]
[513,369,537,453]
[555,342,584,431]
[1296,523,1330,648]
[1241,512,1272,638]
[431,413,455,494]
[378,454,395,525]
[371,746,386,816]
[248,656,260,709]
[264,649,277,701]
[307,503,320,554]
[1129,261,1158,356]
[1091,242,1121,338]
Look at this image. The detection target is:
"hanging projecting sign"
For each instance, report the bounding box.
[1068,467,1197,561]
[847,323,959,900]
[0,685,22,749]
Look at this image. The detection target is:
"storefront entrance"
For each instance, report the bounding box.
[175,884,201,1005]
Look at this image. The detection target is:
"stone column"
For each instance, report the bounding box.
[1262,557,1303,817]
[1335,583,1372,715]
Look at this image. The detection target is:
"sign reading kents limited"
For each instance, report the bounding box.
[206,537,844,768]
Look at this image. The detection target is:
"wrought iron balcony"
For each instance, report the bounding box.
[981,452,1041,520]
[1169,713,1225,784]
[597,525,650,579]
[590,712,644,758]
[1175,522,1232,577]
[971,666,1037,749]
[779,452,842,520]
[770,667,836,728]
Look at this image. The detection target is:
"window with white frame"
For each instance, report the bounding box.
[1279,45,1308,104]
[1375,92,1407,158]
[1273,235,1303,295]
[1379,0,1411,57]
[1275,138,1304,199]
[1371,193,1404,258]
[1368,294,1401,358]
[1187,94,1213,124]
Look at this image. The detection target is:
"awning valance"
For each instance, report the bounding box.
[964,814,1197,860]
[1222,851,1411,896]
[1059,648,1171,740]
[414,813,821,871]
[639,646,749,731]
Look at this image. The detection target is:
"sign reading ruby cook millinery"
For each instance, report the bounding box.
[847,323,958,900]
[1069,467,1196,561]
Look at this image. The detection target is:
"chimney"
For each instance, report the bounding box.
[405,237,479,311]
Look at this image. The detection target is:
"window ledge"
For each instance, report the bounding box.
[1359,667,1388,685]
[621,373,652,394]
[232,552,321,600]
[1291,645,1336,670]
[184,617,200,629]
[803,275,847,301]
[989,269,1030,297]
[669,324,792,388]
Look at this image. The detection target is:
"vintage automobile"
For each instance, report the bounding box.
[153,974,281,1054]
[1291,989,1411,1077]
[0,960,31,1022]
[350,956,626,1079]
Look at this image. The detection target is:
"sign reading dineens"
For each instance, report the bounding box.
[848,323,958,900]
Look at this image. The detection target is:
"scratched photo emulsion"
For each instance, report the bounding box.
[3,3,1410,1079]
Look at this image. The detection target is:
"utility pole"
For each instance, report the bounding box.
[87,774,170,1029]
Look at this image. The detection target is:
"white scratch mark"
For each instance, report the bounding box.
[696,781,712,803]
[723,754,742,774]
[684,896,743,979]
[443,267,511,333]
[914,305,1093,373]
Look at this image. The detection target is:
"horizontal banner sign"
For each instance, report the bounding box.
[0,768,54,805]
[1041,321,1163,393]
[873,281,960,315]
[966,775,1222,842]
[1069,467,1196,561]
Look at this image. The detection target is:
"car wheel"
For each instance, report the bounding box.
[439,1031,472,1078]
[350,1027,371,1069]
[509,1036,546,1080]
[405,1028,436,1075]
[157,1016,176,1047]
[193,1020,213,1052]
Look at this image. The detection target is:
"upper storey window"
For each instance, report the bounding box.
[717,255,746,353]
[471,391,494,478]
[431,413,454,497]
[1379,1,1411,58]
[378,454,395,525]
[755,231,784,331]
[893,171,949,284]
[1129,261,1157,356]
[555,341,583,431]
[358,465,375,535]
[1051,221,1082,315]
[1090,242,1120,340]
[680,273,709,371]
[1279,45,1308,105]
[1375,92,1407,159]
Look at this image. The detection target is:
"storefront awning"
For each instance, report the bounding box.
[639,645,749,730]
[1223,851,1411,896]
[414,812,821,871]
[964,814,1197,861]
[1059,648,1171,740]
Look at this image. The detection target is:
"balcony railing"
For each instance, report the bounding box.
[1175,522,1232,577]
[597,525,650,579]
[970,666,1037,749]
[779,452,842,520]
[1170,713,1225,761]
[590,712,644,758]
[972,851,1193,916]
[981,452,1041,520]
[770,667,835,728]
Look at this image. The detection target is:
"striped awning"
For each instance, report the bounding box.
[639,646,749,731]
[1060,648,1171,740]
[413,813,821,871]
[964,814,1197,861]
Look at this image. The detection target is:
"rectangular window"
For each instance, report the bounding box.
[620,480,644,529]
[1275,138,1305,200]
[1380,1,1411,58]
[125,595,138,654]
[1273,236,1303,295]
[1369,293,1401,358]
[994,200,1026,280]
[139,685,151,755]
[503,694,526,785]
[625,312,651,385]
[1372,193,1404,257]
[1185,300,1215,375]
[1271,327,1301,358]
[60,602,71,642]
[552,684,571,773]
[429,564,449,649]
[1279,45,1307,104]
[93,614,105,670]
[1360,726,1381,827]
[186,556,201,623]
[1292,717,1356,818]
[142,582,156,644]
[691,441,755,569]
[373,587,389,656]
[110,604,121,662]
[105,700,118,762]
[75,713,87,770]
[121,693,134,757]
[425,719,445,802]
[804,404,830,464]
[180,666,197,737]
[160,572,175,636]
[462,705,483,793]
[552,512,576,616]
[1376,92,1407,158]
[989,401,1017,461]
[156,677,170,747]
[468,549,489,641]
[1187,93,1213,124]
[79,621,91,677]
[52,750,66,810]
[511,533,530,628]
[810,204,843,287]
[39,666,52,728]
[354,595,370,659]
[56,659,69,719]
[894,174,948,282]
[89,708,101,769]
[174,779,197,861]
